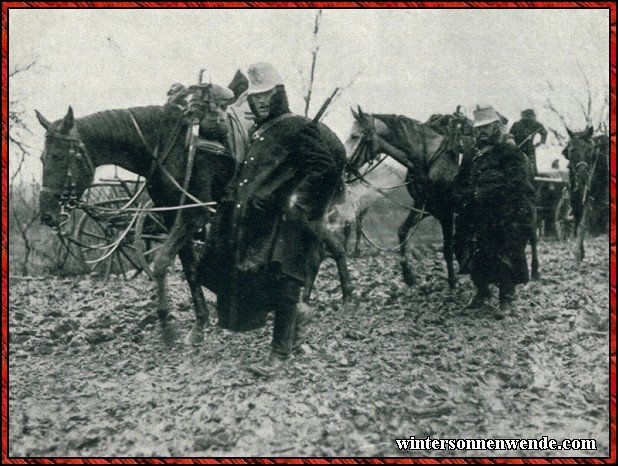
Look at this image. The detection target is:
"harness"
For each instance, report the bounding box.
[41,132,96,197]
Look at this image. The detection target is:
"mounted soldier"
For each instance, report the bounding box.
[509,108,547,177]
[466,106,535,319]
[199,62,346,376]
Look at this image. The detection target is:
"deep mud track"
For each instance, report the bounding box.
[8,237,610,457]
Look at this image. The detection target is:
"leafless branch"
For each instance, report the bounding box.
[303,9,323,117]
[10,182,41,275]
[9,60,37,78]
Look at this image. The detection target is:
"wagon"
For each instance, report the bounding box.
[56,177,207,280]
[534,172,573,240]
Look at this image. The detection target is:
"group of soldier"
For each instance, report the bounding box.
[167,62,547,377]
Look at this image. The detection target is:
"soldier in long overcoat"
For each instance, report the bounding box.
[467,106,536,319]
[200,62,345,376]
[509,108,547,177]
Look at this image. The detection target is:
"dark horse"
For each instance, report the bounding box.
[563,126,609,263]
[345,107,476,289]
[37,96,235,345]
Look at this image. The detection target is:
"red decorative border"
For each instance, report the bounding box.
[1,1,615,464]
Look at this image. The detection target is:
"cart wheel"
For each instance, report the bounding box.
[53,209,87,272]
[74,206,141,280]
[133,200,168,279]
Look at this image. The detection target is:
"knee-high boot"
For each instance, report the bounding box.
[248,300,297,377]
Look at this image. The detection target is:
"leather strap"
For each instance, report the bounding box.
[251,113,296,140]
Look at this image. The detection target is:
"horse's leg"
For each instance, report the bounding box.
[440,212,457,289]
[399,210,422,286]
[343,221,352,253]
[575,203,589,265]
[178,241,210,346]
[302,246,323,304]
[354,207,368,257]
[323,230,354,303]
[151,218,192,343]
[530,208,540,280]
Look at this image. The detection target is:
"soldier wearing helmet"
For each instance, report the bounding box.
[464,105,535,319]
[200,62,346,376]
[509,108,547,177]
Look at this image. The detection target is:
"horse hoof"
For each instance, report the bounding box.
[159,314,179,346]
[531,271,541,280]
[448,279,458,290]
[184,326,205,346]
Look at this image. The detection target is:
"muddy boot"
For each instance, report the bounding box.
[293,302,316,353]
[497,282,516,320]
[466,286,491,309]
[248,301,297,378]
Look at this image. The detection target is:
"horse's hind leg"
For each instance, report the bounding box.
[530,230,540,280]
[178,243,210,345]
[343,221,352,253]
[399,210,422,286]
[323,230,354,302]
[354,207,368,257]
[440,212,457,289]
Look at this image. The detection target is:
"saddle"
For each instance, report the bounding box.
[175,83,235,158]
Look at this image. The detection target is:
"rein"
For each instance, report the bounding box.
[54,109,215,266]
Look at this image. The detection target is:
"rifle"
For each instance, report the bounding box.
[312,87,339,123]
[517,126,543,148]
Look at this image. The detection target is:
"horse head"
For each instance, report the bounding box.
[345,106,387,179]
[35,106,95,229]
[563,125,595,195]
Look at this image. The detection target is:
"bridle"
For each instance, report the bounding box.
[41,131,96,225]
[346,114,392,183]
[566,135,598,196]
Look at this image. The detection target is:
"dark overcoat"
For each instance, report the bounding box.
[200,112,345,330]
[469,141,536,286]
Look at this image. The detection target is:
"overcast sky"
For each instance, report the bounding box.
[9,7,609,179]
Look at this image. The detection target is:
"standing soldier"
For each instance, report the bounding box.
[200,62,345,376]
[509,108,547,177]
[467,106,535,319]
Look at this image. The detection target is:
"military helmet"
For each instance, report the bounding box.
[246,62,283,95]
[473,105,501,128]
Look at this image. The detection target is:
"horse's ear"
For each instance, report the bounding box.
[585,126,594,138]
[351,106,359,120]
[357,105,365,120]
[35,110,51,130]
[59,106,74,133]
[566,126,575,139]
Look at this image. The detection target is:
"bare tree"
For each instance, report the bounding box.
[297,10,364,121]
[544,65,609,140]
[303,9,323,117]
[9,59,43,275]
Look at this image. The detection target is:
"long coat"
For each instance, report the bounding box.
[200,113,346,330]
[469,141,535,286]
[509,120,547,176]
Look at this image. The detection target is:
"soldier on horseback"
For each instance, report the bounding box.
[466,106,536,319]
[200,62,345,376]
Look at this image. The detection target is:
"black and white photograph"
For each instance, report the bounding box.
[5,4,613,459]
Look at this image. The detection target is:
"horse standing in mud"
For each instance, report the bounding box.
[36,88,236,345]
[563,126,609,263]
[344,107,475,289]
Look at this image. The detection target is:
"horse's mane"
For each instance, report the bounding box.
[75,105,180,152]
[373,113,419,128]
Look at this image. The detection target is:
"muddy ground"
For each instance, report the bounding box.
[8,236,610,457]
